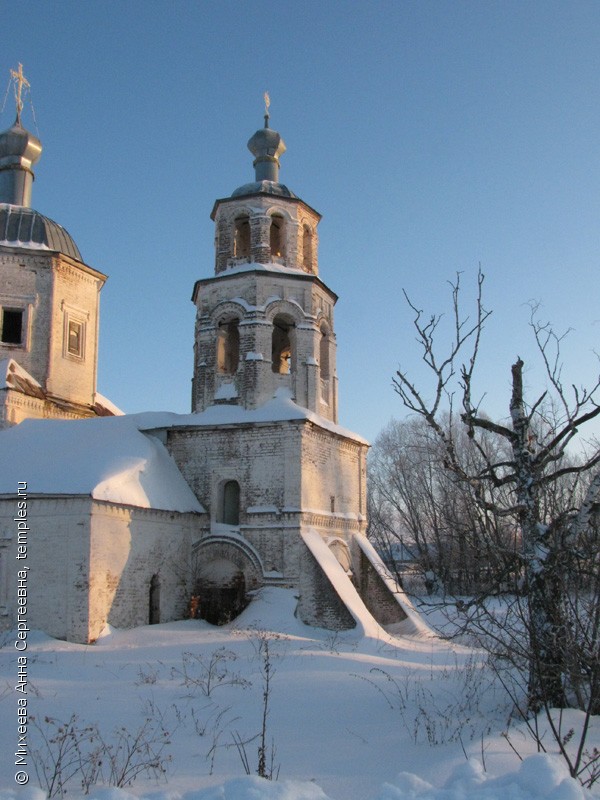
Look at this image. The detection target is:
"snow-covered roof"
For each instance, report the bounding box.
[0,358,44,398]
[140,388,370,445]
[0,414,204,513]
[0,391,364,510]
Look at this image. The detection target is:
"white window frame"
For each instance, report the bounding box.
[62,302,89,362]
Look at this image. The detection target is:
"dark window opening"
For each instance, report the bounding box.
[1,309,23,345]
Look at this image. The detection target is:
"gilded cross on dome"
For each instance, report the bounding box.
[10,63,30,123]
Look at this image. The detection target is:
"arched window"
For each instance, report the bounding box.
[220,480,240,525]
[234,215,251,258]
[270,214,285,258]
[319,323,330,380]
[302,225,313,271]
[272,315,294,374]
[217,319,240,374]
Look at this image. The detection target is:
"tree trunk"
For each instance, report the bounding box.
[510,359,567,710]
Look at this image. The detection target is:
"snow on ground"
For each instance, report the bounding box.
[0,589,597,800]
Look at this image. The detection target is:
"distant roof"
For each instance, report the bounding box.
[0,203,82,261]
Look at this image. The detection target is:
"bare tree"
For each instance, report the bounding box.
[368,415,519,595]
[392,269,600,714]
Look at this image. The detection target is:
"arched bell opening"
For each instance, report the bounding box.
[216,319,240,375]
[233,214,251,258]
[269,213,285,259]
[271,314,295,374]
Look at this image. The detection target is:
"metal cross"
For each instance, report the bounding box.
[10,63,30,122]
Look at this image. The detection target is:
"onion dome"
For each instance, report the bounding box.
[0,118,42,207]
[231,102,296,198]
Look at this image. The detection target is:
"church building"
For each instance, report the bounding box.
[0,75,423,643]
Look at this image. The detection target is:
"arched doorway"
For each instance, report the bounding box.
[196,559,248,625]
[149,574,160,624]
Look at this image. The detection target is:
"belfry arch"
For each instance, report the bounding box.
[216,318,240,375]
[271,314,295,374]
[269,213,285,258]
[233,214,251,258]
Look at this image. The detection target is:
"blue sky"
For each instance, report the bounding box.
[2,1,600,443]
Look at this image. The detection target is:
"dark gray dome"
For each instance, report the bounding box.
[231,180,298,199]
[0,120,42,170]
[248,126,286,162]
[0,203,82,261]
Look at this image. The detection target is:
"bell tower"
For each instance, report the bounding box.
[191,103,338,421]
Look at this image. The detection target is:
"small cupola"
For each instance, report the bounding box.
[0,64,42,207]
[247,94,286,183]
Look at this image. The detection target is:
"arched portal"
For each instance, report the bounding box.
[196,558,248,625]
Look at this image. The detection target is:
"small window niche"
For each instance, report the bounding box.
[319,323,330,381]
[217,319,240,375]
[272,315,294,374]
[64,316,85,360]
[0,308,24,346]
[234,215,251,259]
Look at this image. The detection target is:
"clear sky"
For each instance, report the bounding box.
[2,1,600,443]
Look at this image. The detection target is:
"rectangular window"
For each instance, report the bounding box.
[63,311,86,361]
[1,308,24,345]
[67,320,83,357]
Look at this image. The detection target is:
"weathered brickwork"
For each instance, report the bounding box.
[0,497,92,642]
[212,194,320,275]
[0,496,201,643]
[355,547,408,627]
[88,502,199,640]
[296,545,356,630]
[192,269,338,420]
[0,247,106,420]
[161,416,368,605]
